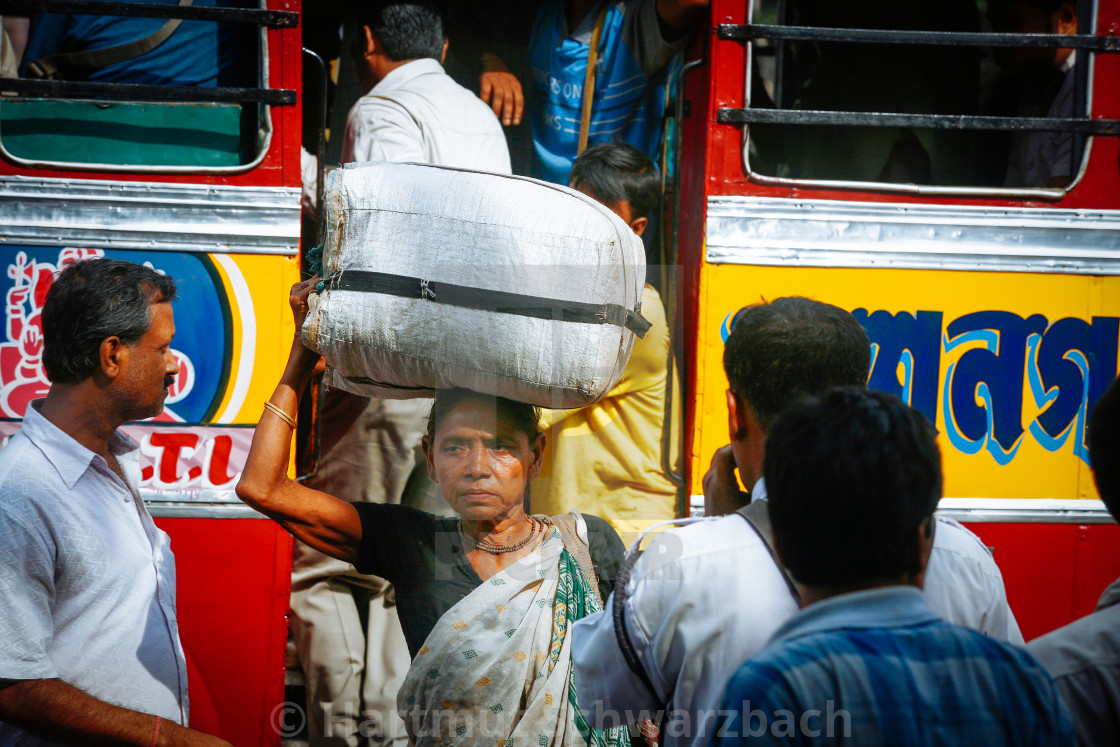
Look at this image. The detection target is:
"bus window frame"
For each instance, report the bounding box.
[737,0,1105,198]
[0,7,275,175]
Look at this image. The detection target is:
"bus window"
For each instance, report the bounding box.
[742,0,1093,190]
[0,0,271,171]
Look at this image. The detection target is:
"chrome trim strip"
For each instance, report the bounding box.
[936,497,1115,524]
[0,175,300,255]
[688,494,1115,524]
[146,502,269,519]
[706,195,1120,274]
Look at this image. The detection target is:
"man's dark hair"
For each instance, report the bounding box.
[354,2,445,62]
[569,143,661,220]
[1089,375,1120,520]
[765,386,943,587]
[42,258,177,384]
[723,297,870,431]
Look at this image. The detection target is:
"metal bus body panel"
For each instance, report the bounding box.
[965,521,1120,641]
[691,262,1116,505]
[676,0,1120,639]
[153,516,294,745]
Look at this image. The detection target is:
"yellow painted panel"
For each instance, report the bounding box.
[209,253,301,424]
[693,264,1119,502]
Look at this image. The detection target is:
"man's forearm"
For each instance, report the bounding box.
[0,679,222,746]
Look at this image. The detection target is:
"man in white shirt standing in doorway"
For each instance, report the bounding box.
[291,4,511,747]
[0,258,228,747]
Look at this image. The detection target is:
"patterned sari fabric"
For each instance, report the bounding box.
[398,512,630,746]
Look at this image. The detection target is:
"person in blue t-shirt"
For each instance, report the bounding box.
[527,0,707,184]
[19,0,254,87]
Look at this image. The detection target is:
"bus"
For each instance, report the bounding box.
[668,0,1120,640]
[0,0,306,742]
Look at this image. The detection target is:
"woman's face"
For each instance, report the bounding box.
[423,397,544,522]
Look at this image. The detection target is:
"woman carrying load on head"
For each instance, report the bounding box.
[237,280,629,746]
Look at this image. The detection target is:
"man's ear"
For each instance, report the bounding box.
[362,25,379,57]
[441,38,449,65]
[421,435,437,482]
[99,336,127,379]
[726,389,747,442]
[911,515,937,589]
[529,433,546,480]
[629,216,648,237]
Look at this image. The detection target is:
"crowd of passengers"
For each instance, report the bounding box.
[0,0,1111,746]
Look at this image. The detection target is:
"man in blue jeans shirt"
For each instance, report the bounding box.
[527,0,707,184]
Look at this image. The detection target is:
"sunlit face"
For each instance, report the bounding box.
[116,302,179,421]
[423,397,543,522]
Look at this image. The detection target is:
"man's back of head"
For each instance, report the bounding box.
[354,1,446,64]
[764,386,942,592]
[724,297,870,431]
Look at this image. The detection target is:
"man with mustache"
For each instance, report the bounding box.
[0,258,226,746]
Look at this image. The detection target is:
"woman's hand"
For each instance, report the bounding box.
[290,277,317,331]
[289,277,326,375]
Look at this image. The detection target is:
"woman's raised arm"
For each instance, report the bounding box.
[235,280,363,565]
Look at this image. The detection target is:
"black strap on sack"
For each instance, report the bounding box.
[322,269,653,338]
[27,0,194,80]
[735,500,802,605]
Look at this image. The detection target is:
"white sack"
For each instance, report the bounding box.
[302,161,648,409]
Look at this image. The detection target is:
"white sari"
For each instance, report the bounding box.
[398,512,629,746]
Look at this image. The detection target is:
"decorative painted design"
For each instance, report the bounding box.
[1,247,231,424]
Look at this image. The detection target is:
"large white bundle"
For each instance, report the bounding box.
[302,161,649,409]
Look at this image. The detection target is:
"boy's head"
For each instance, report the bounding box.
[569,143,661,236]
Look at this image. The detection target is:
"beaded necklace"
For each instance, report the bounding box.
[459,516,544,555]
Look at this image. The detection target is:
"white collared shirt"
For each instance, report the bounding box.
[341,57,511,173]
[572,479,1022,746]
[0,400,188,744]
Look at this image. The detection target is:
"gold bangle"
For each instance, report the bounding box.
[263,401,297,429]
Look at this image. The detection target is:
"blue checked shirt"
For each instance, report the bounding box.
[710,587,1075,746]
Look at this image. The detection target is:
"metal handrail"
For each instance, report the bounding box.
[0,0,298,27]
[0,77,295,105]
[718,24,1120,51]
[717,108,1120,135]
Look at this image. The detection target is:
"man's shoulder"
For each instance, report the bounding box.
[0,432,51,498]
[1029,590,1120,679]
[635,515,771,575]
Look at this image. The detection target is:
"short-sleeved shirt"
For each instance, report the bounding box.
[0,400,188,745]
[533,284,676,537]
[1029,575,1120,747]
[341,57,512,172]
[354,503,624,657]
[712,587,1075,747]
